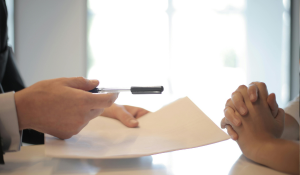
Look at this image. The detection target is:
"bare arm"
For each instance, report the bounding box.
[281,113,299,140]
[225,82,299,175]
[255,138,299,175]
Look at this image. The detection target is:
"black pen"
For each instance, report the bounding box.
[89,86,164,94]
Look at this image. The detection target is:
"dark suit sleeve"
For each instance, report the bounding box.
[0,0,44,145]
[0,129,4,164]
[1,47,44,144]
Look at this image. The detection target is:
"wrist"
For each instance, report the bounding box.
[14,90,31,130]
[251,137,278,164]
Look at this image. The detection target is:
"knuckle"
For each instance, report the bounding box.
[226,98,232,105]
[76,76,87,84]
[238,85,247,91]
[249,81,259,86]
[224,107,232,117]
[259,82,267,89]
[231,91,238,97]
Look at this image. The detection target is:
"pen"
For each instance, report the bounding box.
[89,86,164,94]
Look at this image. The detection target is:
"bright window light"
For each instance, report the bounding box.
[87,0,290,174]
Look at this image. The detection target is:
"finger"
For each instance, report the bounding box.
[225,98,235,108]
[274,108,285,138]
[231,91,248,115]
[115,109,139,128]
[134,109,150,119]
[236,84,252,107]
[225,98,240,116]
[267,93,278,117]
[64,77,99,91]
[250,82,269,100]
[248,82,259,102]
[225,125,239,140]
[224,106,241,126]
[221,115,239,128]
[221,117,229,128]
[87,93,119,109]
[225,98,241,124]
[275,108,285,126]
[124,105,150,118]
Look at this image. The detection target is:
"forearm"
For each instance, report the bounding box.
[281,113,299,140]
[254,139,299,175]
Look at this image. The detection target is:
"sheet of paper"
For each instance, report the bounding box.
[45,97,230,159]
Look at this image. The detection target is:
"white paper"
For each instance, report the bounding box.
[45,97,230,159]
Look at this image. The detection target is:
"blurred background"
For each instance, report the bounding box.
[6,0,299,174]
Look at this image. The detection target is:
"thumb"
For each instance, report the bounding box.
[275,108,285,125]
[115,109,139,128]
[274,108,285,138]
[267,93,278,118]
[64,77,99,91]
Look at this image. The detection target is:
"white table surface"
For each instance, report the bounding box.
[0,140,288,175]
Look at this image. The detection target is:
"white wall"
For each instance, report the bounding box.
[15,0,87,86]
[245,0,290,107]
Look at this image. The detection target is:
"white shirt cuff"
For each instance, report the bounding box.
[0,92,22,152]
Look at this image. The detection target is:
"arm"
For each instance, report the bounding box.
[221,83,299,141]
[282,96,299,140]
[15,77,149,140]
[281,113,299,140]
[15,77,118,139]
[255,138,299,174]
[228,83,299,175]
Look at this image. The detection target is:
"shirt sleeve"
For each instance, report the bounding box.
[284,95,299,125]
[0,91,21,152]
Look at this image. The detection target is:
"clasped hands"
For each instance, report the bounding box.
[220,82,285,160]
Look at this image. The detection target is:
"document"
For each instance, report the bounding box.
[45,97,230,159]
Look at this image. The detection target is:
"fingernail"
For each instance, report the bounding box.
[233,118,240,126]
[250,94,255,101]
[130,119,138,124]
[240,107,246,115]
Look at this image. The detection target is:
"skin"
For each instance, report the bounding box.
[15,77,149,139]
[221,82,299,141]
[102,104,149,128]
[221,82,299,174]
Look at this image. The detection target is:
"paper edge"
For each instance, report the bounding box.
[45,135,230,159]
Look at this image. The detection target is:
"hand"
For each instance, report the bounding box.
[228,83,285,160]
[220,82,280,140]
[101,104,150,127]
[15,77,118,139]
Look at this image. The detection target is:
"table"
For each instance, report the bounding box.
[0,140,288,175]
